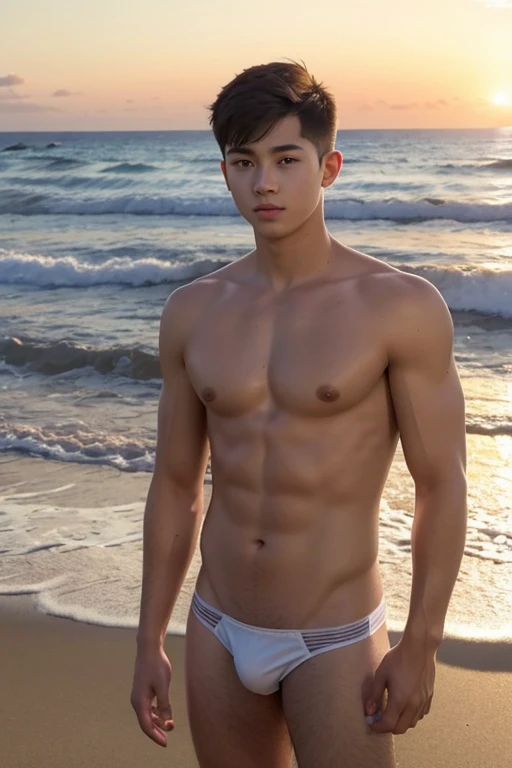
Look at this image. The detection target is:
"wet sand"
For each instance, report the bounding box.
[1,595,511,767]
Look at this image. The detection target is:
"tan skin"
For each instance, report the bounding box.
[131,116,467,767]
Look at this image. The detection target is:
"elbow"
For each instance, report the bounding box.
[414,465,467,499]
[148,468,205,514]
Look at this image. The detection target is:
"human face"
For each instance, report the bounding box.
[221,116,333,234]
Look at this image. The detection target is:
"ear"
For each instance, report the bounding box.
[321,150,343,189]
[220,159,231,191]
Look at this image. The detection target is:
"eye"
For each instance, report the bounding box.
[232,157,298,167]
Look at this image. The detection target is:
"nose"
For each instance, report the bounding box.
[253,165,278,196]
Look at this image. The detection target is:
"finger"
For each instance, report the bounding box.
[417,696,432,722]
[134,695,168,747]
[155,689,173,725]
[152,705,174,731]
[365,665,388,717]
[415,701,428,724]
[370,695,402,734]
[364,709,383,726]
[393,702,420,734]
[411,707,425,728]
[137,704,168,746]
[370,710,399,733]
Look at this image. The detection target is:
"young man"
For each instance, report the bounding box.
[131,60,467,767]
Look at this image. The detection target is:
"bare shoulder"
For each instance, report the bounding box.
[158,259,249,356]
[160,265,235,329]
[366,269,454,365]
[158,280,213,362]
[337,245,454,362]
[162,256,251,315]
[360,265,449,313]
[340,241,447,318]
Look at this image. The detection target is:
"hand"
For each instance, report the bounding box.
[364,637,436,734]
[131,645,174,748]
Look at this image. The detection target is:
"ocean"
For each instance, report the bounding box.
[0,128,510,640]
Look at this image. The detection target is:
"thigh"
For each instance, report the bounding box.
[281,623,395,768]
[185,609,294,768]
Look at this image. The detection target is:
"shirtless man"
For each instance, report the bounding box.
[131,60,467,767]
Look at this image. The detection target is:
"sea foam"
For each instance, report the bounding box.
[1,248,511,318]
[0,486,510,639]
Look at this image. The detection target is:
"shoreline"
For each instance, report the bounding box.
[2,591,511,673]
[1,450,511,644]
[1,453,512,765]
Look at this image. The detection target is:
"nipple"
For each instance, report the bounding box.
[202,387,216,403]
[316,384,340,403]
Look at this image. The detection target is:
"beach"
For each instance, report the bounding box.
[1,128,511,765]
[1,132,511,642]
[1,454,511,767]
[2,595,512,768]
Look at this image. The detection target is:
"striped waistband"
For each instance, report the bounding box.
[191,591,386,650]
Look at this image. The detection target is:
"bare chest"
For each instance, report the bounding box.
[185,288,387,418]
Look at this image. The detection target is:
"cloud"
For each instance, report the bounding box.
[364,98,467,112]
[0,74,24,87]
[0,89,30,101]
[52,88,82,98]
[423,100,450,109]
[0,101,60,114]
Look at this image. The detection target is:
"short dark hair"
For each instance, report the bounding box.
[207,59,337,164]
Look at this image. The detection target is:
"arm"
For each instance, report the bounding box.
[132,285,209,745]
[387,277,467,649]
[137,286,209,648]
[367,274,467,734]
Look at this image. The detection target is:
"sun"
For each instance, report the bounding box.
[492,92,511,107]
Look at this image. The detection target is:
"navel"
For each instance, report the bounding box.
[202,386,216,403]
[316,384,340,403]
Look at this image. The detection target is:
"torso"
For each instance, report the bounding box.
[184,244,401,628]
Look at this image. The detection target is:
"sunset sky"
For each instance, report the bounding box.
[1,0,512,132]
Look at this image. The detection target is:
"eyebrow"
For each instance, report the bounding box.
[226,143,305,157]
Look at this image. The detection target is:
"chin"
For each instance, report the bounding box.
[256,225,295,241]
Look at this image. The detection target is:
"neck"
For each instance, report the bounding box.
[252,207,334,292]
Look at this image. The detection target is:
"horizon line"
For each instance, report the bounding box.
[1,126,509,135]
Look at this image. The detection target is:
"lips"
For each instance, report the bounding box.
[254,205,283,211]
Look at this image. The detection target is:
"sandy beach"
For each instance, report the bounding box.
[2,595,511,768]
[1,454,511,767]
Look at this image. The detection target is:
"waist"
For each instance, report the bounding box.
[192,588,387,635]
[196,554,383,630]
[198,499,383,627]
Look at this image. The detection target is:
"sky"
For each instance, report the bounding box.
[1,0,512,132]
